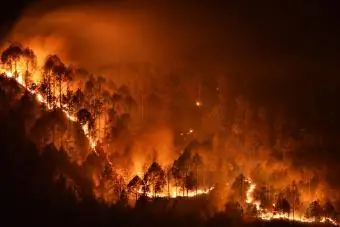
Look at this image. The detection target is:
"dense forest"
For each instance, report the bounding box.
[0,42,340,227]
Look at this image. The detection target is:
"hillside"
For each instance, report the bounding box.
[0,67,336,227]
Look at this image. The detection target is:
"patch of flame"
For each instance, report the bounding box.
[0,65,98,152]
[245,178,338,225]
[138,185,214,198]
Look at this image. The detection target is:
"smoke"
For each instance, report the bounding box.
[6,1,241,72]
[3,0,340,211]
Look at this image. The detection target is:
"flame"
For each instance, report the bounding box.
[138,184,214,198]
[245,178,338,225]
[1,55,339,225]
[0,66,98,152]
[0,63,206,201]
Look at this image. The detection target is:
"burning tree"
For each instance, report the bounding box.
[96,163,127,204]
[127,175,143,201]
[142,162,166,197]
[253,185,272,209]
[43,55,60,106]
[1,43,23,77]
[231,174,250,202]
[77,108,92,125]
[43,55,73,108]
[184,171,197,193]
[63,88,74,117]
[245,203,259,217]
[171,142,203,196]
[22,47,37,88]
[306,200,323,221]
[274,196,291,216]
[284,181,302,218]
[323,201,338,221]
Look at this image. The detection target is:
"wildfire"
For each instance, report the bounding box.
[245,178,338,225]
[1,44,339,226]
[0,67,98,151]
[0,64,208,200]
[138,185,214,198]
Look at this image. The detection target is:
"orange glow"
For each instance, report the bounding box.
[195,100,202,107]
[0,44,339,226]
[245,178,338,225]
[138,184,214,198]
[0,63,98,151]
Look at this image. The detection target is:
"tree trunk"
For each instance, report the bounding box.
[52,125,55,144]
[14,61,17,78]
[98,114,101,140]
[104,114,107,139]
[195,166,198,196]
[53,78,56,109]
[175,183,177,197]
[59,78,62,108]
[60,129,63,149]
[25,61,29,89]
[167,172,170,198]
[182,183,185,197]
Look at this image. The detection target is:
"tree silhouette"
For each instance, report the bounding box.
[72,88,85,112]
[22,47,37,88]
[63,88,74,116]
[127,175,142,201]
[171,144,194,196]
[274,197,291,216]
[1,43,23,76]
[306,200,323,221]
[253,185,271,209]
[143,162,166,197]
[43,55,61,107]
[323,200,337,220]
[50,58,67,107]
[245,203,259,217]
[77,108,92,126]
[231,174,249,201]
[284,181,301,218]
[192,152,203,194]
[92,98,104,138]
[184,171,197,195]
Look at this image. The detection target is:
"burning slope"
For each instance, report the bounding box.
[0,42,340,226]
[0,43,213,200]
[245,179,338,225]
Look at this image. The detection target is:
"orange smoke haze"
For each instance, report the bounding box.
[2,0,340,217]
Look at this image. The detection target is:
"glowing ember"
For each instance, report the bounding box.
[195,100,202,107]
